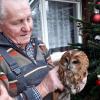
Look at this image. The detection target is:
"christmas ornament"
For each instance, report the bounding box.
[91,13,100,24]
[95,1,100,9]
[95,35,100,40]
[96,75,100,86]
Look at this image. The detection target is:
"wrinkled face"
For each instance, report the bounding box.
[0,0,33,47]
[60,50,89,73]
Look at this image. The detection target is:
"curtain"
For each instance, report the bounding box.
[46,1,77,48]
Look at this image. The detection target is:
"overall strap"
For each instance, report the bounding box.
[32,37,48,61]
[0,47,27,92]
[32,37,39,60]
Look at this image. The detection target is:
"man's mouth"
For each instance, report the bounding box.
[20,34,27,36]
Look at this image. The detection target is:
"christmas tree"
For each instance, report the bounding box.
[69,0,100,100]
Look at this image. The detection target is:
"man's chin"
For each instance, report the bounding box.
[21,40,30,45]
[17,40,30,47]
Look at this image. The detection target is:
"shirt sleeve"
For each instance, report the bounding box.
[0,72,9,90]
[0,72,42,100]
[14,86,42,100]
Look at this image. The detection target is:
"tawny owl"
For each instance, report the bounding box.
[51,49,89,100]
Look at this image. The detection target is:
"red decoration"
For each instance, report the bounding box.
[96,75,100,85]
[96,80,100,86]
[95,1,100,9]
[91,13,100,24]
[96,1,100,4]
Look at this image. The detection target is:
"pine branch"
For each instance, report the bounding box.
[69,16,90,24]
[88,40,100,49]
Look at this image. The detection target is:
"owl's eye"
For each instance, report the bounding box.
[63,59,69,68]
[64,62,68,67]
[65,58,68,63]
[72,60,80,64]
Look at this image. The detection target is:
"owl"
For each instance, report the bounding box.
[51,49,89,100]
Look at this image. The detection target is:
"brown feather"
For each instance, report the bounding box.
[52,49,89,100]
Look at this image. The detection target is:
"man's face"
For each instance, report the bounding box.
[0,0,33,46]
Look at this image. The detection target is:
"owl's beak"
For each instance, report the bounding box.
[67,65,70,70]
[67,64,72,70]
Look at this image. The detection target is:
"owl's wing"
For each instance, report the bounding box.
[78,75,87,92]
[70,76,87,94]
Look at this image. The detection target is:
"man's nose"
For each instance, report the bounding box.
[22,21,30,31]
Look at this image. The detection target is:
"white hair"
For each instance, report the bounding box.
[0,0,30,22]
[0,0,5,21]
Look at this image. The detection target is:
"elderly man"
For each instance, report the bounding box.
[0,0,63,100]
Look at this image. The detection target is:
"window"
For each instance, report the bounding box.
[30,0,82,51]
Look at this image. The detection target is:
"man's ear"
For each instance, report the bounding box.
[0,26,2,32]
[0,22,3,32]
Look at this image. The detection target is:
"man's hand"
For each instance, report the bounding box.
[0,80,14,100]
[36,67,64,98]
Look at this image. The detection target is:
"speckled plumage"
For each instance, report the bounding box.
[52,49,89,100]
